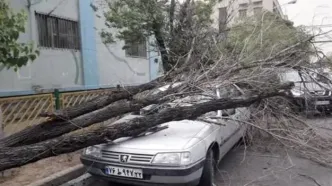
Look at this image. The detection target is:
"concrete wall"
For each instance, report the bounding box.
[0,0,83,93]
[93,2,156,86]
[0,0,159,96]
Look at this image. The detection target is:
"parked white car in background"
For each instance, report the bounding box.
[81,84,251,186]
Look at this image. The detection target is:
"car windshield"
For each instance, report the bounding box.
[280,70,312,83]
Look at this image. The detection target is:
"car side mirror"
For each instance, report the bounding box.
[222,108,236,116]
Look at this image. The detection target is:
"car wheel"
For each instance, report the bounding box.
[198,149,217,186]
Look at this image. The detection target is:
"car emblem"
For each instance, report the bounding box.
[120,155,129,163]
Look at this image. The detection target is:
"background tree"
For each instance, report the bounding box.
[94,0,218,72]
[0,0,39,71]
[220,11,312,65]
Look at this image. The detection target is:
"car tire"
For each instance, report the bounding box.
[198,149,217,186]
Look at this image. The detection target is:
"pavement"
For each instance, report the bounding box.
[82,116,332,186]
[216,148,332,186]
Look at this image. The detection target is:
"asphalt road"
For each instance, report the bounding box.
[89,116,332,186]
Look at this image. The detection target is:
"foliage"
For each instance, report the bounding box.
[318,54,332,69]
[95,0,218,72]
[0,0,39,71]
[220,11,312,65]
[95,0,313,73]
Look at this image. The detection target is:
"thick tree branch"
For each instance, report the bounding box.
[169,0,176,34]
[0,83,293,171]
[0,85,177,148]
[39,79,161,120]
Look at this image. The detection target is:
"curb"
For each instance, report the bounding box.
[60,173,109,186]
[27,164,85,186]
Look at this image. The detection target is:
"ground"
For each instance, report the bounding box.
[219,115,332,186]
[0,151,81,186]
[216,147,332,186]
[2,116,332,186]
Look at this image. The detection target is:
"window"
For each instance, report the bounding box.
[239,3,249,8]
[253,7,263,15]
[253,1,263,6]
[239,9,247,18]
[125,40,147,58]
[35,13,80,50]
[219,7,228,32]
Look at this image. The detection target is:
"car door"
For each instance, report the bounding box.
[217,85,249,160]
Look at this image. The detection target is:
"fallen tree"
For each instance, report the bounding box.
[3,0,332,175]
[0,85,178,147]
[0,83,292,171]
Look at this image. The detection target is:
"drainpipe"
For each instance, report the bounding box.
[27,0,35,42]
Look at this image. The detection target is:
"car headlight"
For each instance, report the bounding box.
[290,89,304,97]
[84,146,101,158]
[152,152,191,166]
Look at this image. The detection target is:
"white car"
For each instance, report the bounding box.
[80,84,250,186]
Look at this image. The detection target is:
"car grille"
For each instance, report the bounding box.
[101,150,154,164]
[309,90,331,96]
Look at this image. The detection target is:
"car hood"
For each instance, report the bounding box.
[101,120,210,152]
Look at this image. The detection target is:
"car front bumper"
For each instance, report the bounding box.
[293,96,332,112]
[80,156,204,186]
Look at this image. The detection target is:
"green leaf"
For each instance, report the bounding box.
[28,54,37,61]
[0,0,37,70]
[24,46,29,54]
[17,56,29,67]
[13,48,19,58]
[11,31,19,40]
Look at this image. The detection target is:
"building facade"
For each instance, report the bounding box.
[0,0,161,97]
[212,0,284,30]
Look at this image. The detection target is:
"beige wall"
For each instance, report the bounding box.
[212,0,284,29]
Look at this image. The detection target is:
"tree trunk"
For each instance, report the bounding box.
[40,80,161,120]
[169,0,176,34]
[153,22,172,72]
[0,88,175,148]
[0,83,292,171]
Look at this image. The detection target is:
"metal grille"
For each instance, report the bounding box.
[35,12,80,50]
[125,40,147,58]
[101,150,154,165]
[0,94,54,135]
[61,89,113,108]
[310,90,331,96]
[238,9,247,18]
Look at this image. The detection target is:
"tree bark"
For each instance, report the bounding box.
[169,0,176,34]
[0,87,175,148]
[40,80,161,120]
[0,83,292,171]
[153,22,172,72]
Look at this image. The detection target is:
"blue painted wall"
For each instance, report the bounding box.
[79,0,99,88]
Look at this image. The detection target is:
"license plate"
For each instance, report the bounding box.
[105,166,143,179]
[315,101,330,105]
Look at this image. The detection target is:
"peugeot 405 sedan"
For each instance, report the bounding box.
[80,84,250,186]
[279,69,332,115]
